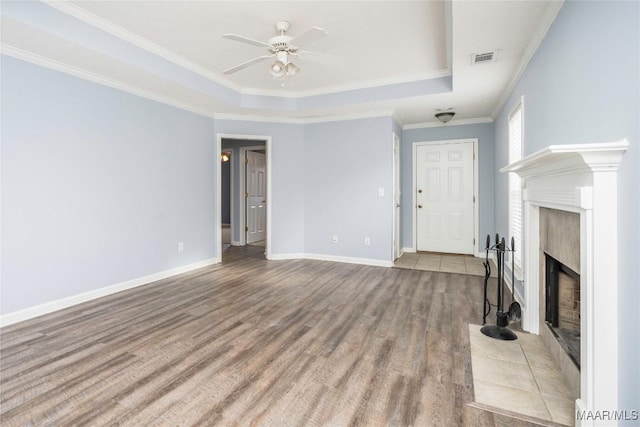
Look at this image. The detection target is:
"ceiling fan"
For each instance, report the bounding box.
[222,21,328,79]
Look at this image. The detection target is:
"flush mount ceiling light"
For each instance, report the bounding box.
[222,20,329,83]
[435,110,456,123]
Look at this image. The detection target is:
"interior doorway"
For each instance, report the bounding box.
[217,134,271,261]
[221,149,232,252]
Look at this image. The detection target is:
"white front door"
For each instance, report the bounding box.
[246,151,266,244]
[416,141,474,254]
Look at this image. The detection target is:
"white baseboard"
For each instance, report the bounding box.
[231,240,242,246]
[269,252,392,267]
[303,253,393,268]
[0,257,219,328]
[402,247,416,254]
[268,253,305,261]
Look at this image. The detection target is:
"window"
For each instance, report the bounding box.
[508,98,524,278]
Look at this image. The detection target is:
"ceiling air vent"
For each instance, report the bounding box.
[471,51,497,65]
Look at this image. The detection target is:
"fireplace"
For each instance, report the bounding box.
[545,253,580,367]
[501,140,628,426]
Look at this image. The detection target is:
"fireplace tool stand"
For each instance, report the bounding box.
[481,234,518,340]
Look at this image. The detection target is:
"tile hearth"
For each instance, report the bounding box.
[394,252,495,276]
[469,324,575,426]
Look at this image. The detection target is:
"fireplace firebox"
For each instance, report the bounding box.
[545,253,580,367]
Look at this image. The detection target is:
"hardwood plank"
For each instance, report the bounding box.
[1,245,504,426]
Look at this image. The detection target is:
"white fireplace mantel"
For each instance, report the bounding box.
[500,139,628,427]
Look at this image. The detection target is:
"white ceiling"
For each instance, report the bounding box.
[0,1,562,126]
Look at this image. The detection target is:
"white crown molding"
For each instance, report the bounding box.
[2,43,436,129]
[392,112,406,129]
[403,117,493,130]
[214,110,395,125]
[0,257,219,327]
[241,70,453,99]
[214,113,306,125]
[2,45,398,127]
[1,43,216,119]
[43,0,242,93]
[303,110,395,124]
[490,0,564,119]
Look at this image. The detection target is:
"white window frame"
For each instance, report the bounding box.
[508,97,524,280]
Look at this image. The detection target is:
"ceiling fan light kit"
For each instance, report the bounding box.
[222,20,328,83]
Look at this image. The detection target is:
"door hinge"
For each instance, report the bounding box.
[245,226,249,232]
[473,238,476,245]
[245,192,248,198]
[473,152,476,160]
[473,196,476,203]
[245,158,249,164]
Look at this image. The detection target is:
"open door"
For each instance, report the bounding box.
[246,150,266,244]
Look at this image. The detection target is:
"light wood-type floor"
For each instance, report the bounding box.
[1,245,542,426]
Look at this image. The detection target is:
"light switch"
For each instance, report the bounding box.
[377,187,384,197]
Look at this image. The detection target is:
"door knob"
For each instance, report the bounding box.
[418,205,423,209]
[418,189,423,193]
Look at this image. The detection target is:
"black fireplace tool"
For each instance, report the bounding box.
[481,234,518,340]
[507,236,522,322]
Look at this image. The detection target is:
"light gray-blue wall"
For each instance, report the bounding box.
[303,117,394,261]
[402,123,495,253]
[1,56,217,314]
[1,55,400,315]
[492,1,639,413]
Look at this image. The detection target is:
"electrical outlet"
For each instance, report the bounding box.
[178,242,184,252]
[332,235,338,244]
[364,237,371,246]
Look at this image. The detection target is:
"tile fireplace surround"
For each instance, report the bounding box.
[501,140,628,427]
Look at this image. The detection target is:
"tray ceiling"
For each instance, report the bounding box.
[0,1,561,125]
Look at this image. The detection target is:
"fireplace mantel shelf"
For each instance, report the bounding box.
[500,139,628,177]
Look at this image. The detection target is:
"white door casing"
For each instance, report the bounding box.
[246,150,266,244]
[415,140,475,254]
[393,133,401,260]
[216,134,271,262]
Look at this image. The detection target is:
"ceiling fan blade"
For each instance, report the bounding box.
[222,34,271,48]
[290,27,328,48]
[223,55,274,75]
